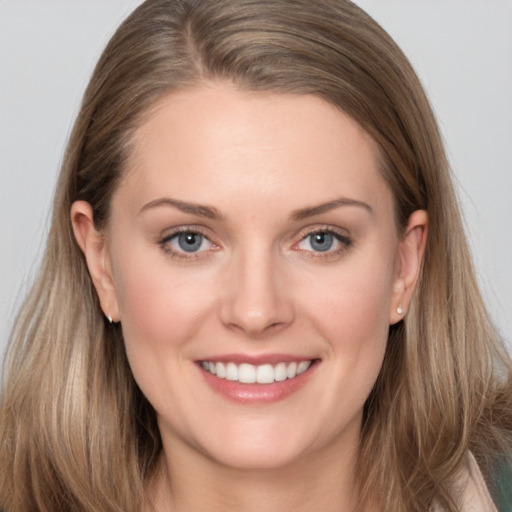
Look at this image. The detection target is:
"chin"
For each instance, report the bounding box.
[193,420,317,471]
[207,443,306,471]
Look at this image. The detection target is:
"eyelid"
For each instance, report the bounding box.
[292,225,353,257]
[157,224,352,260]
[158,226,219,260]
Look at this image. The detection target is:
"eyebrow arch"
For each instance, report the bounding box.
[139,197,224,221]
[290,197,373,221]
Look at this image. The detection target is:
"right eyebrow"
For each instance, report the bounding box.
[139,197,225,221]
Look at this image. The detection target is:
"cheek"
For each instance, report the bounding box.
[300,252,395,392]
[305,254,395,338]
[111,253,222,415]
[111,247,217,355]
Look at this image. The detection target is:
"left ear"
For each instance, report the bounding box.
[389,209,428,324]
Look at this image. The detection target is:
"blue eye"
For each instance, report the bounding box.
[161,230,212,256]
[176,232,204,252]
[296,229,351,255]
[308,232,334,252]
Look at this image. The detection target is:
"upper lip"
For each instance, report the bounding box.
[196,353,318,366]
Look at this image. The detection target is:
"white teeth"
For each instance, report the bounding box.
[239,363,256,383]
[256,364,275,384]
[216,362,226,378]
[274,362,288,382]
[201,359,314,384]
[225,362,238,381]
[287,362,297,379]
[297,360,312,375]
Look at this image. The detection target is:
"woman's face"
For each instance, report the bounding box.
[93,83,424,470]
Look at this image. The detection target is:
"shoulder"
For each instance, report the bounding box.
[453,452,511,512]
[431,452,500,512]
[491,455,512,512]
[460,452,499,512]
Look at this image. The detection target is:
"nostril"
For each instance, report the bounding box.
[219,259,295,335]
[225,318,286,338]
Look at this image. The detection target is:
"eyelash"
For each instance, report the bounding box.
[293,227,353,259]
[158,226,353,260]
[158,227,217,261]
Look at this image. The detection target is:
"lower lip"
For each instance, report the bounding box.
[197,361,319,404]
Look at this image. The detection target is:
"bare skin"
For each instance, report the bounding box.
[72,82,427,511]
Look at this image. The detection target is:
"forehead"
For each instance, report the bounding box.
[117,82,391,217]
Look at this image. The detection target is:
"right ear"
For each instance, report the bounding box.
[70,201,119,322]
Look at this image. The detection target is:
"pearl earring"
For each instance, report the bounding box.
[108,313,113,324]
[396,306,403,315]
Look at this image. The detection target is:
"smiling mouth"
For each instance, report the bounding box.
[199,360,315,384]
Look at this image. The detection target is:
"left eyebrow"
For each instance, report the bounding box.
[290,197,373,221]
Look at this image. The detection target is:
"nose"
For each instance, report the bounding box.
[219,247,295,338]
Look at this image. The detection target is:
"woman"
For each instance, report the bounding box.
[0,0,510,511]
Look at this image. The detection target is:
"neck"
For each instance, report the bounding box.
[148,435,360,512]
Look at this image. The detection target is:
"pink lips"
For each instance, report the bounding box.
[197,355,319,404]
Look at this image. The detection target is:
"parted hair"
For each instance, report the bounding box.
[1,1,511,511]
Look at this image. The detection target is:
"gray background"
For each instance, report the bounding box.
[1,1,511,363]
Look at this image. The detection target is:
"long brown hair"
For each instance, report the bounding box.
[1,1,511,510]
